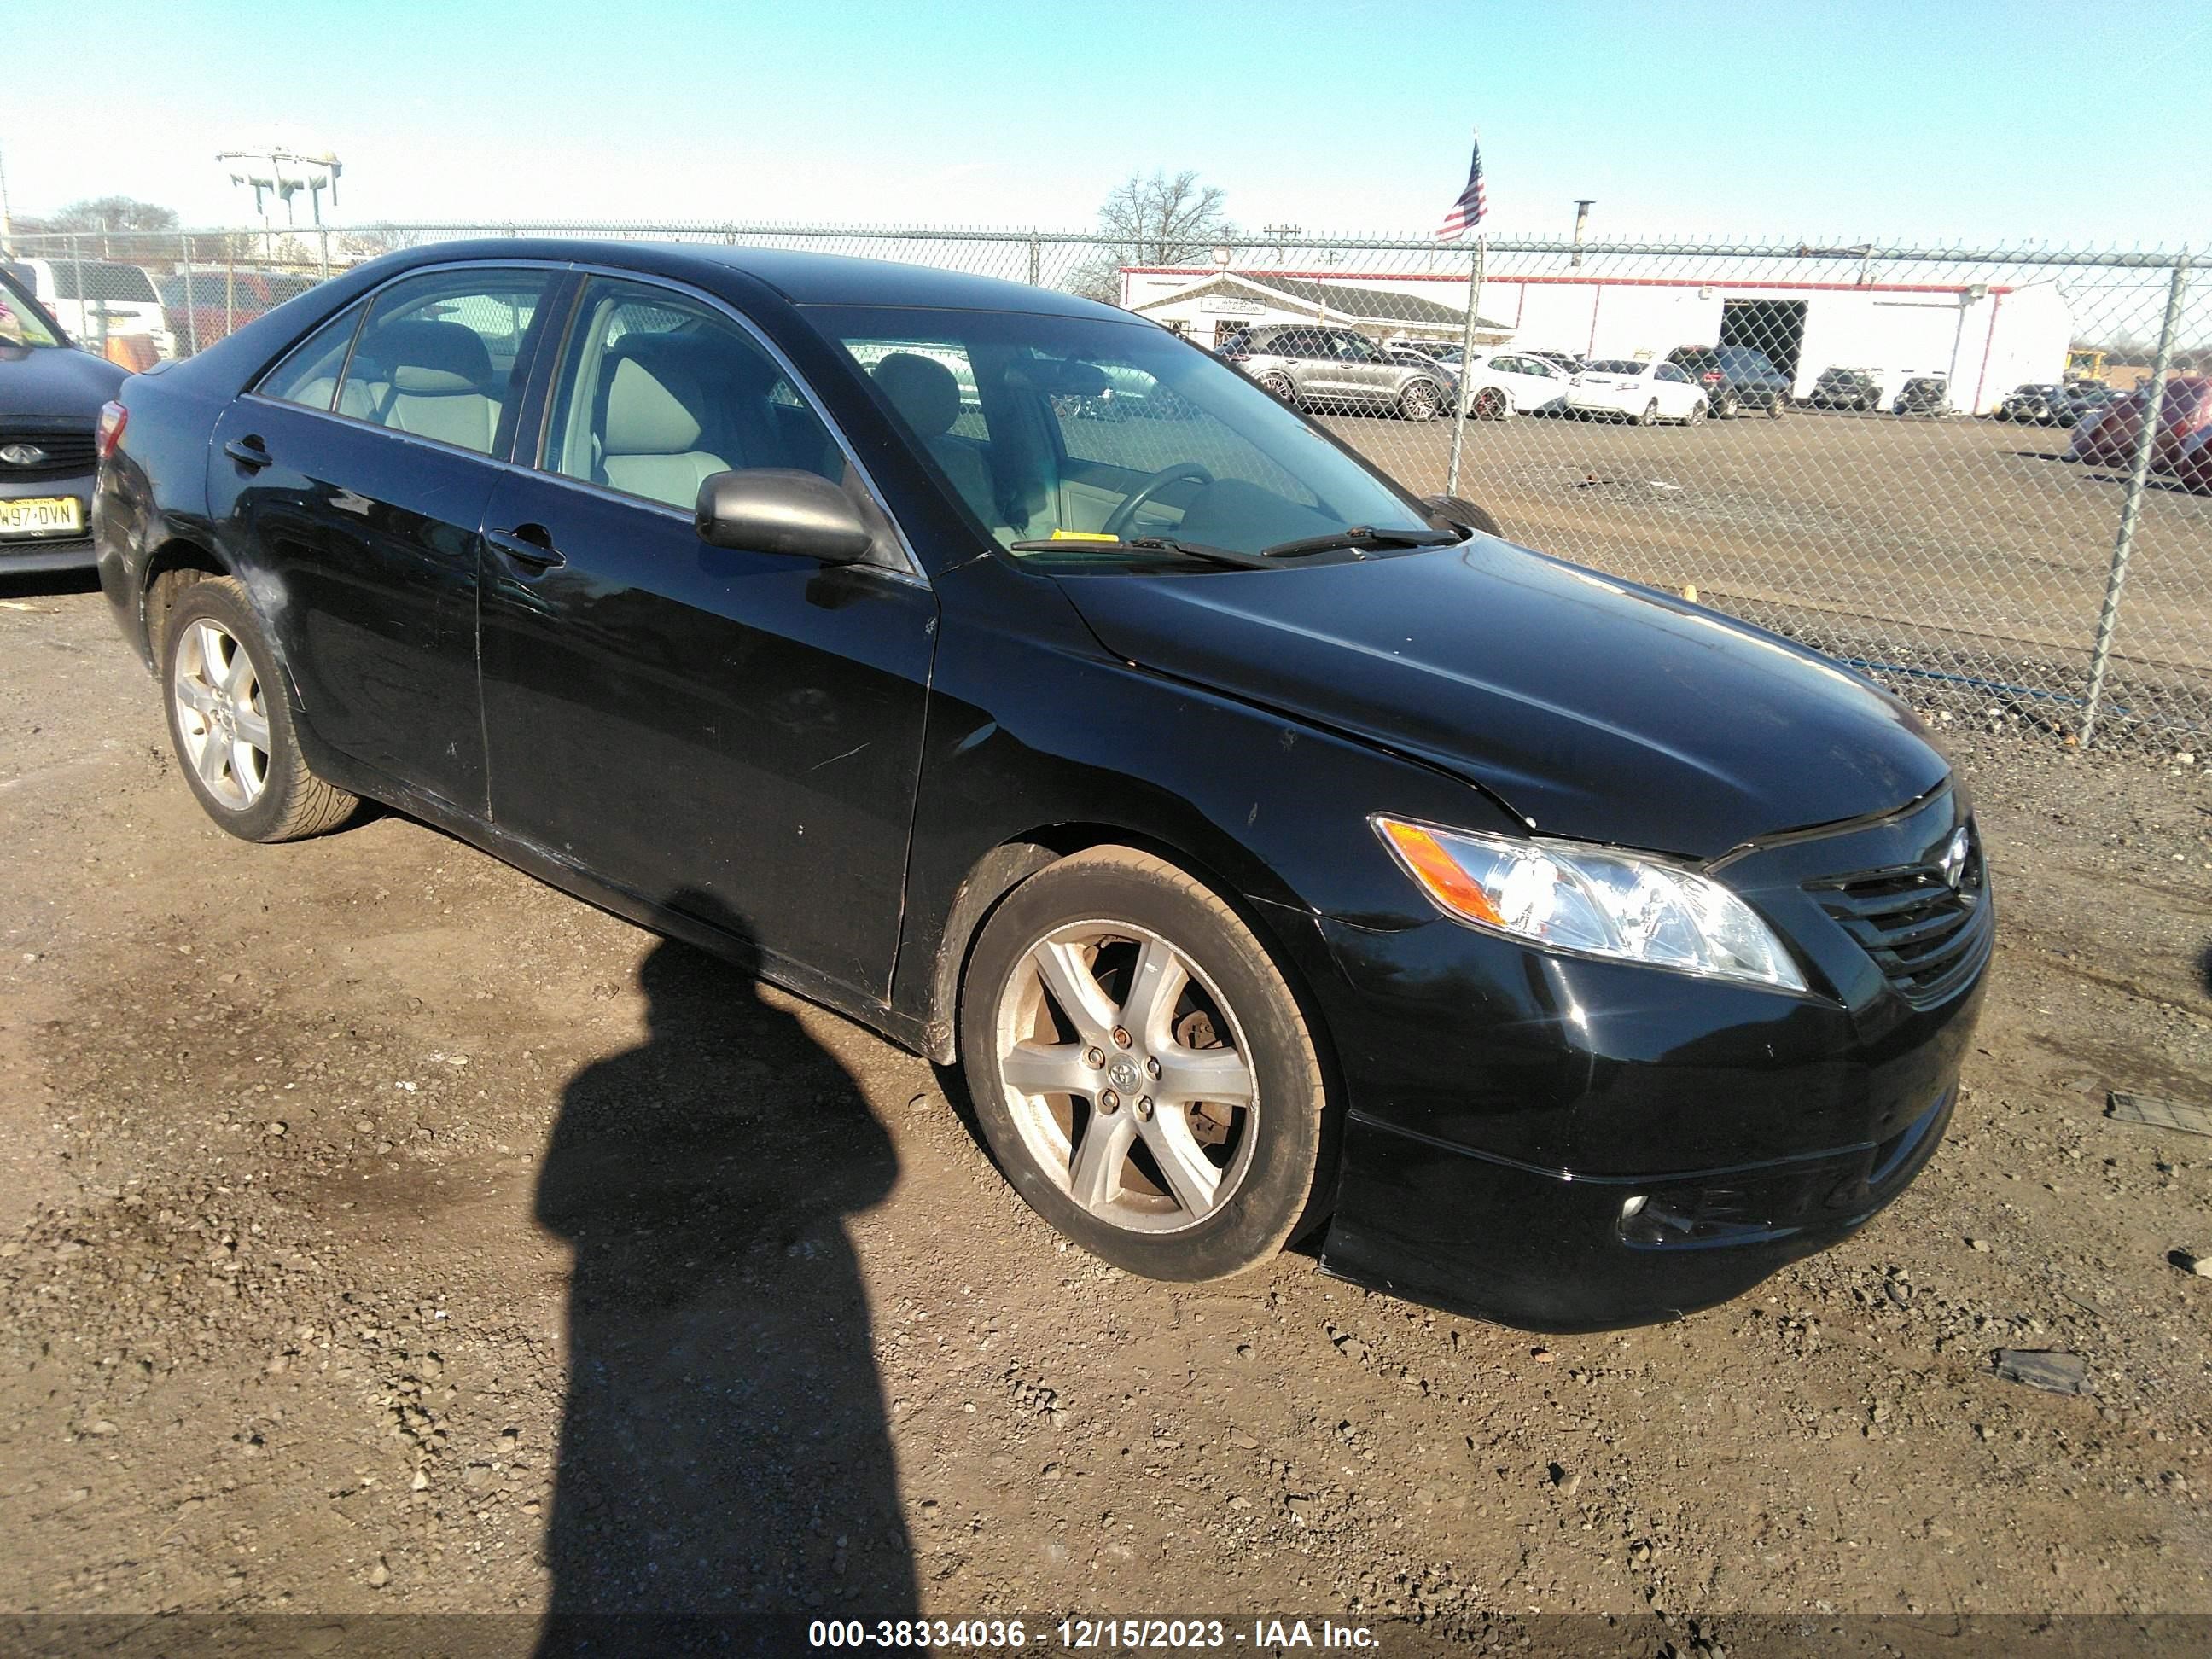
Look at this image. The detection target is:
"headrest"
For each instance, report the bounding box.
[874,352,961,438]
[602,342,706,457]
[375,319,494,395]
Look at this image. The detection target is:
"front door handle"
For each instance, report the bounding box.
[223,436,271,470]
[486,524,566,570]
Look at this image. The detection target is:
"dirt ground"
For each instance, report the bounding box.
[3,569,2212,1650]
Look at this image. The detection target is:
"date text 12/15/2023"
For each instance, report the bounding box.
[806,1618,1382,1650]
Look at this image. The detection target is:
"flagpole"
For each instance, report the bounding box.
[1445,230,1487,497]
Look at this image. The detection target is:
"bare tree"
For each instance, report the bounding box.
[1066,170,1231,304]
[337,223,432,263]
[48,196,179,257]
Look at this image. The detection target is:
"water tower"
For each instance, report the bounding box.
[217,128,342,269]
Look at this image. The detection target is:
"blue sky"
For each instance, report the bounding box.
[6,0,2207,244]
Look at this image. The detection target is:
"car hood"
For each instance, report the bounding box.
[0,344,126,420]
[1054,538,1948,858]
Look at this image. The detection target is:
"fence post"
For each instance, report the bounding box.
[2081,249,2191,748]
[180,231,199,357]
[1027,234,1040,287]
[1444,234,1487,497]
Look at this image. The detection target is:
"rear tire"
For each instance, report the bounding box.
[1639,400,1659,427]
[1717,393,1739,419]
[1398,380,1438,422]
[1687,400,1708,426]
[958,847,1330,1282]
[1258,372,1296,405]
[162,577,357,843]
[1767,396,1785,419]
[1470,388,1508,422]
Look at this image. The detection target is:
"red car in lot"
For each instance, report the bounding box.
[2069,374,2212,469]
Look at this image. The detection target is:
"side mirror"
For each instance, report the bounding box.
[695,469,875,562]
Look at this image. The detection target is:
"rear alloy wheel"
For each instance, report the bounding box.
[1258,371,1296,405]
[960,847,1330,1281]
[1639,399,1660,427]
[164,576,357,842]
[1398,380,1438,422]
[1471,388,1508,422]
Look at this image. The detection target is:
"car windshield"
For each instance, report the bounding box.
[0,273,64,348]
[815,306,1442,562]
[1586,360,1645,375]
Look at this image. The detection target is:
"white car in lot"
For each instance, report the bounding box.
[1459,349,1577,417]
[1566,358,1708,425]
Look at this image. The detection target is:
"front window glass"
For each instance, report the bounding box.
[545,278,843,509]
[336,269,552,456]
[814,304,1440,559]
[0,274,62,348]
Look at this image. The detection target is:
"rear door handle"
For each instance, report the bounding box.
[485,525,566,570]
[223,436,271,470]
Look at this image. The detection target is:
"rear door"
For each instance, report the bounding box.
[474,274,937,998]
[208,264,562,818]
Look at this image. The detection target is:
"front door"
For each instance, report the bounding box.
[208,265,561,814]
[474,276,937,1000]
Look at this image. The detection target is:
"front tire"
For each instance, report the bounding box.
[1398,380,1438,421]
[1687,399,1708,426]
[958,847,1330,1282]
[1258,371,1297,405]
[1639,399,1659,427]
[163,576,357,842]
[1717,393,1739,419]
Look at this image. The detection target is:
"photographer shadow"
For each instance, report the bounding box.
[533,892,913,1650]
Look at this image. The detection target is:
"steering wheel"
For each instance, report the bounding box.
[1101,462,1214,539]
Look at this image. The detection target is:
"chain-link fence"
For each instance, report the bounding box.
[7,222,2205,747]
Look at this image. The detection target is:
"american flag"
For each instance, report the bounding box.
[1435,136,1487,241]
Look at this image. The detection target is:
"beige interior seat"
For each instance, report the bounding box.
[368,320,504,453]
[872,352,998,527]
[595,341,732,508]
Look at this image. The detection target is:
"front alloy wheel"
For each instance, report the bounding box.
[960,847,1330,1280]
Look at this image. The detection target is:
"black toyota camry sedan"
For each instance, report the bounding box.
[92,241,1989,1330]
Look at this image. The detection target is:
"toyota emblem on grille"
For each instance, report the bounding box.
[0,443,47,467]
[1938,826,1971,890]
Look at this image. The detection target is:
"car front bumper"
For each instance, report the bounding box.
[1306,784,1989,1330]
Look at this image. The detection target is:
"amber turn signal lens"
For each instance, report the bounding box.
[1377,818,1504,927]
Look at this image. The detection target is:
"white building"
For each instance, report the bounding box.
[1120,264,2074,413]
[1123,271,1513,352]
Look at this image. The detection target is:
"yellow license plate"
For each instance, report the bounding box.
[0,497,84,538]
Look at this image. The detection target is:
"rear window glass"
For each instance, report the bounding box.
[1587,360,1644,375]
[1716,347,1778,375]
[49,262,159,303]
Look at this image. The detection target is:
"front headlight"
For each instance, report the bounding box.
[1373,815,1807,992]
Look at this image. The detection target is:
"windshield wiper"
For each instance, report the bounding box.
[1007,535,1275,570]
[1257,526,1464,559]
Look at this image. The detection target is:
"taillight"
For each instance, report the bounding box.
[1702,371,1723,383]
[96,401,127,460]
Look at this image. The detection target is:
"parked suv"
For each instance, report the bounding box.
[1665,346,1790,418]
[1894,377,1954,416]
[1220,324,1450,420]
[1809,368,1884,412]
[1,258,173,359]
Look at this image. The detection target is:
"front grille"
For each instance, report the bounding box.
[1809,823,1990,1007]
[0,428,98,478]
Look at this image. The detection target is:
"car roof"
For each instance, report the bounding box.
[360,237,1129,322]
